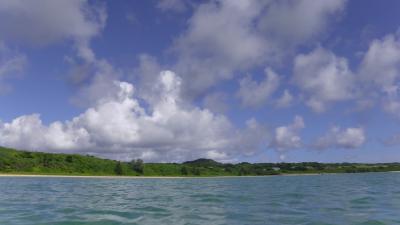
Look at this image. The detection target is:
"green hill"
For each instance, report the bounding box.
[183,158,221,166]
[0,146,133,176]
[1,146,400,176]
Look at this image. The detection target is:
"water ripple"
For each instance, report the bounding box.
[1,173,400,224]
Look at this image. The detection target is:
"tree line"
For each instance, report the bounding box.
[1,147,400,176]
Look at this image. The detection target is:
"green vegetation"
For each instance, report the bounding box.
[1,146,400,176]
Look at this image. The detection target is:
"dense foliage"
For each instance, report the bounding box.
[1,147,400,176]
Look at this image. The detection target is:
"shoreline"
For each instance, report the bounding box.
[0,174,188,179]
[1,171,397,179]
[0,173,322,179]
[0,172,342,179]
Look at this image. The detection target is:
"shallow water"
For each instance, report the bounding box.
[1,173,400,224]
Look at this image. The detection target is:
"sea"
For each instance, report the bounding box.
[1,172,400,225]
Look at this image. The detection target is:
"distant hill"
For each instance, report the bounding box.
[183,158,221,166]
[1,146,400,176]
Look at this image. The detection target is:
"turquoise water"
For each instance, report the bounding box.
[1,173,400,224]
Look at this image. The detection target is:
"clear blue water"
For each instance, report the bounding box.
[1,173,400,225]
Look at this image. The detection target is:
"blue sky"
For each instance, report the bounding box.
[1,0,400,163]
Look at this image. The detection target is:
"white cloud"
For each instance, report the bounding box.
[314,127,366,150]
[384,101,400,116]
[276,89,294,108]
[0,0,105,96]
[258,0,346,46]
[0,0,107,62]
[70,59,122,107]
[171,0,347,97]
[0,43,26,93]
[359,33,400,90]
[357,33,400,117]
[269,116,305,158]
[350,99,375,112]
[0,71,266,162]
[131,54,165,103]
[293,47,355,112]
[237,68,280,107]
[157,0,190,13]
[0,114,92,151]
[381,88,400,118]
[173,0,269,96]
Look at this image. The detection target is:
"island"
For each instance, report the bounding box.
[1,146,399,177]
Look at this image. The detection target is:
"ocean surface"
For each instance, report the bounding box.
[1,173,400,225]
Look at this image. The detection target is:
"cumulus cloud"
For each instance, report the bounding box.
[293,47,355,112]
[70,59,123,107]
[381,85,400,117]
[0,0,107,62]
[171,0,347,97]
[0,43,26,93]
[269,116,305,159]
[0,114,92,151]
[359,33,400,90]
[173,0,269,96]
[314,127,366,150]
[258,0,346,46]
[157,0,191,13]
[383,100,400,116]
[237,68,280,107]
[0,71,266,162]
[357,33,400,117]
[131,54,166,103]
[276,89,294,108]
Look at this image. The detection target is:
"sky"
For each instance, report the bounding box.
[0,0,400,163]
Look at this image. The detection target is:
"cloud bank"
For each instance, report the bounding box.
[171,0,347,97]
[0,71,266,161]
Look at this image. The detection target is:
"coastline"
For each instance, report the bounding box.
[0,171,400,179]
[0,173,323,179]
[0,174,188,179]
